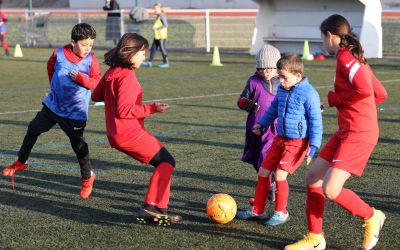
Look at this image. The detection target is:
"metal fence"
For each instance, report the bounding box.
[4,9,257,52]
[3,9,400,56]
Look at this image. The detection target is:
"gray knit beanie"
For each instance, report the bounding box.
[256,44,281,68]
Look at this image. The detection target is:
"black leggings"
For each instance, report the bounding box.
[18,105,92,179]
[149,147,175,168]
[148,39,168,63]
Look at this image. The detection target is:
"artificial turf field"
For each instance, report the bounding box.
[0,48,399,249]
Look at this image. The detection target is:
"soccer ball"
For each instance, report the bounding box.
[206,193,237,224]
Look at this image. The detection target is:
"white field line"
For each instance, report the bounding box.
[1,78,399,115]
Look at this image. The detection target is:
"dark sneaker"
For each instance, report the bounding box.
[156,207,182,223]
[236,207,268,220]
[136,208,172,226]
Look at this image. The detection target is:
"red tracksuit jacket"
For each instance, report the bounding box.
[328,48,388,145]
[91,66,158,148]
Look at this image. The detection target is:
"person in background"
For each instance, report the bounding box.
[103,0,121,45]
[142,3,169,68]
[0,0,10,56]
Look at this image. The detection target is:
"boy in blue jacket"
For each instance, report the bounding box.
[236,54,322,226]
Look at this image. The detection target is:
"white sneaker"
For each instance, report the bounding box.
[265,211,289,226]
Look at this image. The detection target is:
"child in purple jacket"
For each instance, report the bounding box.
[237,44,281,204]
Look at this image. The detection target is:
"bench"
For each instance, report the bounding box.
[264,37,322,43]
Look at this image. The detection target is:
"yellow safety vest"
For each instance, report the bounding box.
[154,15,168,40]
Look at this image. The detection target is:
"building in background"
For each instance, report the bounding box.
[0,0,397,10]
[251,0,383,58]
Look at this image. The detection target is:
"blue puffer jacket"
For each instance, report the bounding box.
[258,76,323,149]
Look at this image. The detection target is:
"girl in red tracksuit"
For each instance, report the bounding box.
[92,33,180,225]
[285,15,388,250]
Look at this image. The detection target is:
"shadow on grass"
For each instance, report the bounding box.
[0,149,258,192]
[171,221,290,249]
[0,181,137,227]
[0,164,397,250]
[369,157,400,170]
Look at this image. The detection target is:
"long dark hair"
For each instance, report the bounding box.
[320,14,366,63]
[104,33,149,68]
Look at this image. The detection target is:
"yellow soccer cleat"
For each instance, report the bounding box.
[285,233,326,250]
[362,209,386,250]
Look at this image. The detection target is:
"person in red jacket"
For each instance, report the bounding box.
[92,33,181,226]
[285,15,388,250]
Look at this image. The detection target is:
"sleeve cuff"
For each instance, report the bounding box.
[150,103,158,113]
[327,91,335,107]
[308,145,318,158]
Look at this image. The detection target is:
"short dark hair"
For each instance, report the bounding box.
[104,33,149,68]
[277,54,304,74]
[71,23,96,42]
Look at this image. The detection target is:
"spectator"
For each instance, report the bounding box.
[103,0,121,45]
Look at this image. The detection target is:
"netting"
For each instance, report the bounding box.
[3,9,400,55]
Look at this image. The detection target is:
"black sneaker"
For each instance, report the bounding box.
[136,207,172,226]
[156,207,182,223]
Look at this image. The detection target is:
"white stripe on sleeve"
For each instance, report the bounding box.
[348,62,360,84]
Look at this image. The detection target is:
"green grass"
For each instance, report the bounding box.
[0,49,399,249]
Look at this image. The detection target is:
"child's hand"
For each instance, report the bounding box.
[306,156,312,166]
[155,102,169,112]
[69,70,79,81]
[252,124,262,135]
[306,146,317,166]
[238,97,259,112]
